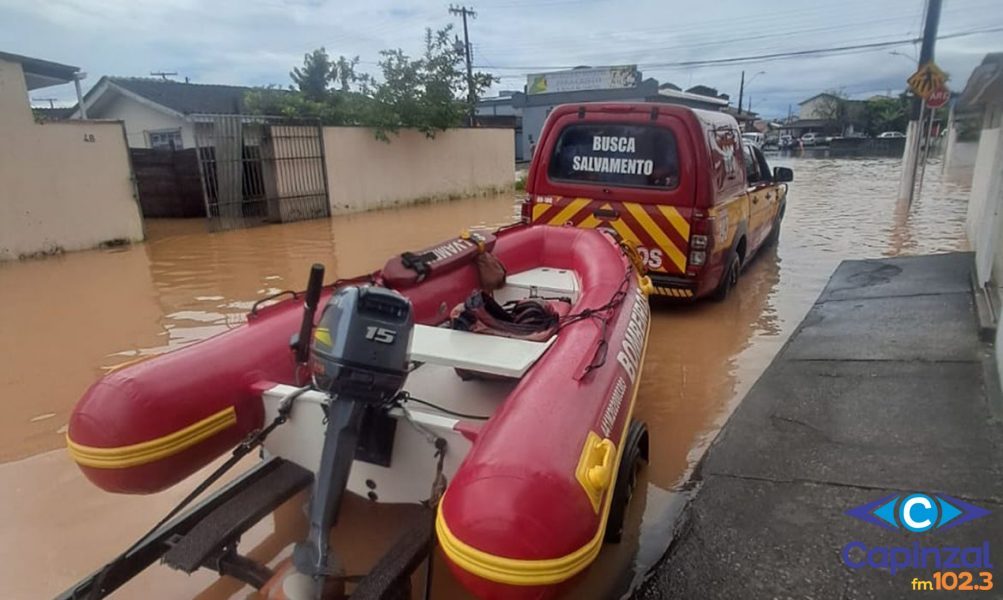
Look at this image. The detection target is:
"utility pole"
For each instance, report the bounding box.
[737,70,745,116]
[897,0,942,204]
[449,4,477,126]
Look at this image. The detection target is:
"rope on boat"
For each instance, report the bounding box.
[558,259,634,376]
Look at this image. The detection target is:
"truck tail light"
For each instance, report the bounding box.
[688,212,715,275]
[519,197,532,224]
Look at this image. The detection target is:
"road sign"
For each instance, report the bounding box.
[907,61,947,99]
[926,86,950,108]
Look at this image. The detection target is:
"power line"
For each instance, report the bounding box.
[474,25,1003,71]
[485,17,924,67]
[473,0,995,61]
[475,0,950,54]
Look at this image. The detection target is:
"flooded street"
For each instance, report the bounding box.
[0,157,971,599]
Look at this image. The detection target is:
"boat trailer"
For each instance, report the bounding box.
[59,266,434,600]
[56,457,435,599]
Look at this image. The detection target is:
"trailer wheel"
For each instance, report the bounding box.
[604,420,648,543]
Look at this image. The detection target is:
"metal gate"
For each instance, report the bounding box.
[193,115,330,231]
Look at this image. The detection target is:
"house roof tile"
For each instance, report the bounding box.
[107,77,257,115]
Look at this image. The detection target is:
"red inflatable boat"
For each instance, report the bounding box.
[67,224,652,599]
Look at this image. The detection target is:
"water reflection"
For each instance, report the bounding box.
[0,157,971,598]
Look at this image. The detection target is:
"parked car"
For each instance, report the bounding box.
[742,132,765,146]
[878,131,906,138]
[800,132,819,146]
[522,102,793,301]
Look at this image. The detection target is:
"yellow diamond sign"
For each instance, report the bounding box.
[907,62,947,100]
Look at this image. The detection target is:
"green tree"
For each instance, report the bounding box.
[360,25,496,139]
[248,25,497,140]
[334,55,361,92]
[864,96,907,135]
[290,48,335,101]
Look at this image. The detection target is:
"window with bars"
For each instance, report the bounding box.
[148,129,183,150]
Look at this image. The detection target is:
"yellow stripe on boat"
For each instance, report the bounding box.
[66,406,237,469]
[435,315,651,586]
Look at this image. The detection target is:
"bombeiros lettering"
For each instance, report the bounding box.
[617,288,649,385]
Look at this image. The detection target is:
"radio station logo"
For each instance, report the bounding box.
[841,492,994,581]
[846,493,990,533]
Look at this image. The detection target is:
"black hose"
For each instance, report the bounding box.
[399,393,491,420]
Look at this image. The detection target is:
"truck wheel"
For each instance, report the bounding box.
[765,208,784,247]
[605,420,648,543]
[712,254,740,302]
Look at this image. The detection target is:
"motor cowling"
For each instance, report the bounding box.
[310,286,413,402]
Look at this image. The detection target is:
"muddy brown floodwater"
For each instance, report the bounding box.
[0,157,970,599]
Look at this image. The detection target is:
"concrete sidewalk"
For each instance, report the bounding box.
[637,253,1003,599]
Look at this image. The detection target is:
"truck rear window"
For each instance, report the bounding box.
[547,123,679,189]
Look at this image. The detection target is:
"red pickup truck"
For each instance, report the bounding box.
[522,102,792,300]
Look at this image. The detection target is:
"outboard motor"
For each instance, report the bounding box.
[292,284,413,596]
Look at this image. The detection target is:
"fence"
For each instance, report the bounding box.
[129,148,205,218]
[192,115,329,231]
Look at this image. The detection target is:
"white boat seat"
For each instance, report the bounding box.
[409,324,555,378]
[494,267,580,304]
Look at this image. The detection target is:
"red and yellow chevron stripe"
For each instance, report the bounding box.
[531,198,691,274]
[650,287,694,298]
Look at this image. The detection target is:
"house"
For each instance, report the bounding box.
[0,51,142,260]
[72,77,257,149]
[791,93,869,137]
[798,92,841,120]
[684,85,729,102]
[958,52,1003,382]
[720,106,760,130]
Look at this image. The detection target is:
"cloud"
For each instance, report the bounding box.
[2,0,1000,115]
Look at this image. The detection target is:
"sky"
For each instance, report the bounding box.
[2,0,1001,118]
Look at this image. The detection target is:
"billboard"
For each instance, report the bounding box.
[527,65,639,95]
